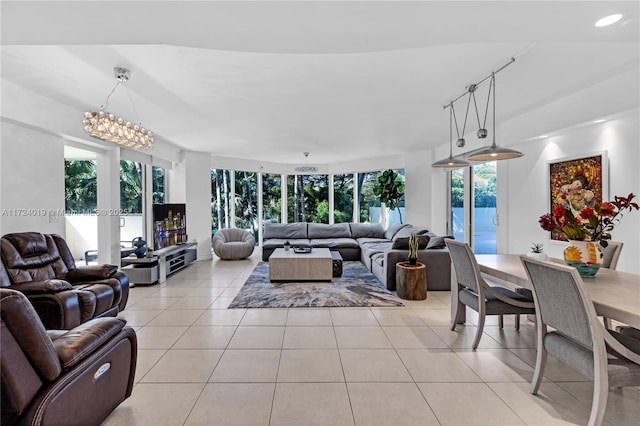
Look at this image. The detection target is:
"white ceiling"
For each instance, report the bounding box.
[2,1,639,165]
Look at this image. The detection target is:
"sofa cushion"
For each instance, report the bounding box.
[426,234,454,249]
[383,223,411,240]
[361,242,392,259]
[309,238,359,249]
[371,252,385,267]
[356,237,391,246]
[391,235,429,250]
[307,223,351,239]
[263,223,308,239]
[393,225,429,239]
[349,223,385,239]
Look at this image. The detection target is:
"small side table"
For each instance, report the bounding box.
[121,256,159,286]
[395,262,427,300]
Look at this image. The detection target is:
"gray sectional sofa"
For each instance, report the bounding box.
[262,222,452,291]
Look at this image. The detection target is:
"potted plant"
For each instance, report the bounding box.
[283,240,291,251]
[408,233,419,265]
[527,242,548,260]
[373,169,405,224]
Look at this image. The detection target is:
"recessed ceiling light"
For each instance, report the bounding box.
[595,14,622,27]
[593,119,606,123]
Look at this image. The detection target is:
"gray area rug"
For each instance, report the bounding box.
[228,261,404,308]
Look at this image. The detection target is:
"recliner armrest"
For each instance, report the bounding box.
[50,317,127,369]
[65,264,118,282]
[12,279,73,294]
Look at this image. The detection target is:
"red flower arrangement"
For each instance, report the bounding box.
[539,193,639,247]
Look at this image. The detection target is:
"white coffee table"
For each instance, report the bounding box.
[269,247,333,282]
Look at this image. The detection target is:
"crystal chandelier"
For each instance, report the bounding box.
[83,67,154,149]
[294,152,318,173]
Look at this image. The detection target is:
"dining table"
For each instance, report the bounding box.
[451,254,640,329]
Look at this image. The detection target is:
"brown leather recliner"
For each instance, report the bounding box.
[1,288,137,426]
[1,232,130,329]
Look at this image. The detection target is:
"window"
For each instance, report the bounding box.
[211,169,232,232]
[333,173,354,223]
[287,174,329,223]
[449,168,465,241]
[152,166,165,204]
[473,162,497,254]
[262,173,282,224]
[119,160,144,245]
[235,171,258,240]
[64,160,97,213]
[357,171,381,223]
[447,162,498,253]
[120,160,143,214]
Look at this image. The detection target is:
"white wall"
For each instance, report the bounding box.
[171,151,214,260]
[404,149,434,231]
[502,110,640,274]
[0,121,66,235]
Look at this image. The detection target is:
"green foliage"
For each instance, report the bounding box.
[120,160,142,213]
[333,174,354,223]
[373,169,405,223]
[450,165,496,208]
[358,171,381,222]
[152,166,165,203]
[530,242,544,253]
[287,174,329,223]
[373,169,405,210]
[65,160,97,213]
[474,163,496,208]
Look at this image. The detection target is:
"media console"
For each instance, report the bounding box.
[122,242,197,285]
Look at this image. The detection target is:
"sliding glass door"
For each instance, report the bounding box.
[448,162,497,254]
[472,162,497,254]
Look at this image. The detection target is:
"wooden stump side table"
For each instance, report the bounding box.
[395,262,427,300]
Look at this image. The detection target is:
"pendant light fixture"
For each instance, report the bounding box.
[83,67,154,149]
[467,73,524,161]
[431,106,471,168]
[433,56,525,164]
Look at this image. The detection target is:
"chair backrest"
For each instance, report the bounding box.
[445,239,483,294]
[0,233,72,285]
[600,241,623,270]
[1,289,61,423]
[216,228,254,244]
[520,257,598,349]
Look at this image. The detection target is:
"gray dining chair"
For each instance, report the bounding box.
[599,241,624,329]
[520,256,640,426]
[446,239,535,350]
[599,241,623,270]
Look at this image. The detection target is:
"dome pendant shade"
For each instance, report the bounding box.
[467,72,523,162]
[467,144,524,161]
[432,155,471,168]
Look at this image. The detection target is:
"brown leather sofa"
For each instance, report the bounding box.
[1,288,137,426]
[1,232,130,329]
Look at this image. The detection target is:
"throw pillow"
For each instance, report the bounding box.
[426,235,454,250]
[391,235,429,250]
[383,223,411,240]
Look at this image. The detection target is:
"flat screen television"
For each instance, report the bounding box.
[152,203,187,249]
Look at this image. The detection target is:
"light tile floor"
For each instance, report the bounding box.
[103,252,639,425]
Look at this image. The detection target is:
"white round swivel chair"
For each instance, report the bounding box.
[212,228,255,260]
